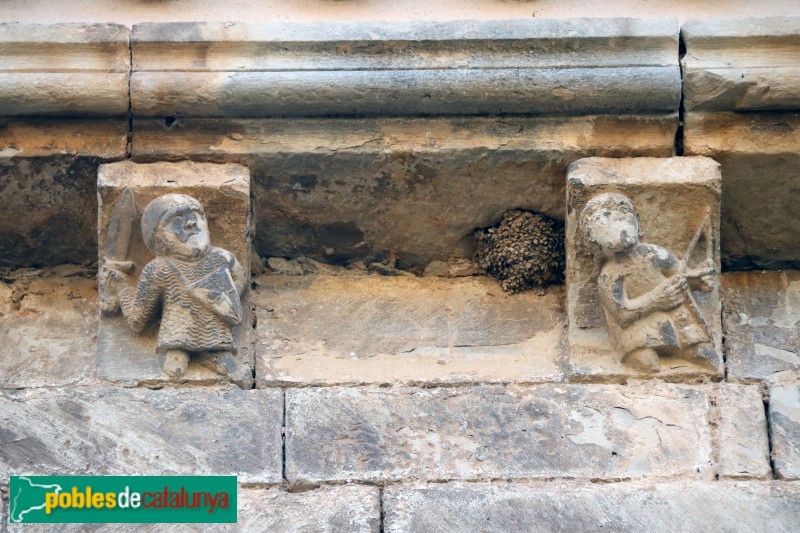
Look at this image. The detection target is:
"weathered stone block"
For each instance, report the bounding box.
[1,485,6,533]
[722,271,800,381]
[769,383,800,480]
[285,384,713,484]
[0,267,96,389]
[97,161,253,388]
[133,115,675,268]
[0,387,282,484]
[131,19,679,118]
[384,481,800,532]
[233,486,379,532]
[2,486,379,532]
[0,120,127,267]
[682,18,800,269]
[566,157,723,379]
[255,273,564,386]
[717,383,771,479]
[684,112,800,269]
[682,18,800,113]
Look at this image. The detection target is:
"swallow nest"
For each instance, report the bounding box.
[474,209,566,294]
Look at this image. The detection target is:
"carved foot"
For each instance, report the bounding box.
[159,350,190,378]
[623,347,660,373]
[686,343,720,371]
[197,351,252,388]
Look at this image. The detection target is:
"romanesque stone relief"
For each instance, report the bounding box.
[97,161,254,388]
[579,192,718,372]
[100,191,248,380]
[566,157,723,378]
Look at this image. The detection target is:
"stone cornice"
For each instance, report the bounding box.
[0,19,683,118]
[682,17,800,112]
[0,23,130,117]
[130,19,680,118]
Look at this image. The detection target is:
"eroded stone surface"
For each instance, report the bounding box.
[769,383,800,480]
[684,112,800,270]
[384,481,800,532]
[682,18,800,113]
[131,19,679,118]
[1,485,6,533]
[3,486,379,532]
[97,161,254,388]
[717,384,771,479]
[0,24,130,117]
[255,273,564,386]
[0,120,127,267]
[233,486,379,533]
[133,115,675,268]
[722,271,800,381]
[566,157,723,380]
[0,266,97,389]
[285,384,713,484]
[0,387,282,484]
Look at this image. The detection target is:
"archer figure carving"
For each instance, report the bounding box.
[99,190,248,381]
[579,192,719,372]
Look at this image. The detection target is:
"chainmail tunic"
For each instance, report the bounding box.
[118,247,247,353]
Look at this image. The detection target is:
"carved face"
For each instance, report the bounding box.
[155,202,210,259]
[581,193,641,257]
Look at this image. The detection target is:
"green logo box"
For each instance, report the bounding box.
[8,476,237,524]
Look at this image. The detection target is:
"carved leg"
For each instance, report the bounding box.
[623,347,660,373]
[197,351,252,388]
[159,349,190,378]
[685,342,720,370]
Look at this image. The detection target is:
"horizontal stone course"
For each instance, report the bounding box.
[131,67,680,118]
[682,17,800,112]
[285,384,713,484]
[0,387,282,484]
[255,273,564,386]
[0,24,130,117]
[131,19,680,118]
[384,481,800,532]
[3,486,379,532]
[133,115,675,268]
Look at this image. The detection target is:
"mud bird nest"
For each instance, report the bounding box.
[474,209,566,293]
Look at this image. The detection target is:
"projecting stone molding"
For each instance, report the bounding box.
[0,17,797,271]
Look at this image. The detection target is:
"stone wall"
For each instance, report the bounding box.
[1,14,799,531]
[1,18,798,270]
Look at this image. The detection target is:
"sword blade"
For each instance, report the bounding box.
[105,188,136,261]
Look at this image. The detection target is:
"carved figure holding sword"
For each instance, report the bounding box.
[580,192,719,372]
[100,189,249,383]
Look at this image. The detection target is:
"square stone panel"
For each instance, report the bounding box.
[254,273,564,386]
[566,157,723,381]
[97,161,253,388]
[722,271,800,382]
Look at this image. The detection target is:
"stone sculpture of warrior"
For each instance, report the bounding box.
[579,192,719,372]
[100,193,248,382]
